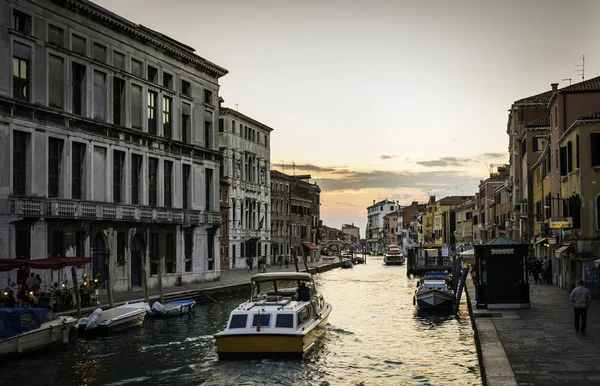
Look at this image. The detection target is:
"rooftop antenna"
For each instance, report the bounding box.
[561,78,572,86]
[234,104,239,111]
[292,161,296,176]
[575,55,585,80]
[281,160,284,173]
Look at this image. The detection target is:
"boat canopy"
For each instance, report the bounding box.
[0,307,53,339]
[425,271,446,276]
[251,272,312,283]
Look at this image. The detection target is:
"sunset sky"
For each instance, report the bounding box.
[94,0,600,237]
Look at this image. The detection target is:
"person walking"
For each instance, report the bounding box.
[533,259,542,284]
[284,255,290,269]
[541,257,549,284]
[570,280,591,333]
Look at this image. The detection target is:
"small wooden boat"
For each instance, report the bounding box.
[352,256,365,264]
[341,259,354,269]
[413,271,456,312]
[77,304,147,336]
[215,272,332,359]
[0,308,77,359]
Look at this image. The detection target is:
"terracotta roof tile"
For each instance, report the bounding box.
[515,90,553,105]
[560,75,600,93]
[577,110,600,120]
[525,115,550,128]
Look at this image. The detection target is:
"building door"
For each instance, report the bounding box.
[131,234,145,287]
[92,234,107,284]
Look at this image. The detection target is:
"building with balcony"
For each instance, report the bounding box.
[477,166,509,242]
[366,199,398,254]
[455,198,475,249]
[383,209,400,247]
[270,171,320,263]
[0,0,227,291]
[219,179,230,270]
[218,108,272,269]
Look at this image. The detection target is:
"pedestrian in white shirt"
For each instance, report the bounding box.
[570,280,591,333]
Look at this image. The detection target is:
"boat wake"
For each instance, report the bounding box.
[103,376,151,386]
[139,341,182,352]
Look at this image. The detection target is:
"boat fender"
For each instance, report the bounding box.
[86,308,103,330]
[62,328,69,344]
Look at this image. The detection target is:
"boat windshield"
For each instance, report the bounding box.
[252,279,313,300]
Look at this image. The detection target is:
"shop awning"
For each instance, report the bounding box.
[555,245,571,257]
[302,242,319,250]
[534,238,548,245]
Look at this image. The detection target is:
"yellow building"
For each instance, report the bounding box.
[531,142,551,257]
[455,198,475,247]
[429,196,473,245]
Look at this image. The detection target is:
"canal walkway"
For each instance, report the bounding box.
[58,258,340,316]
[467,276,600,386]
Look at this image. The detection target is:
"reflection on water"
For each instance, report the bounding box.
[1,256,481,386]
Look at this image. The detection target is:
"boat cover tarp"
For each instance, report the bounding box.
[0,307,49,339]
[0,257,91,270]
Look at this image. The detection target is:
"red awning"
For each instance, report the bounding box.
[0,257,91,270]
[302,242,319,250]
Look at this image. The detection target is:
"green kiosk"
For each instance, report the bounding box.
[474,235,530,309]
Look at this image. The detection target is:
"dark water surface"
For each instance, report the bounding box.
[1,257,481,385]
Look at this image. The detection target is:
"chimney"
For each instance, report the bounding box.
[373,200,375,205]
[551,83,558,92]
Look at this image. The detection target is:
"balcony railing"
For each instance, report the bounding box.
[7,197,221,226]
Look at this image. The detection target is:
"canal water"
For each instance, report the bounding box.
[1,256,481,386]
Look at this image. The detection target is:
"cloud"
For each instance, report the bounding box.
[380,155,396,160]
[271,163,343,173]
[479,152,507,159]
[417,157,474,167]
[315,169,480,192]
[334,202,357,207]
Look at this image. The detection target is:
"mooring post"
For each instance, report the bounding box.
[453,263,470,314]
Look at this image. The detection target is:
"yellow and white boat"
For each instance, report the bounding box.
[215,272,332,359]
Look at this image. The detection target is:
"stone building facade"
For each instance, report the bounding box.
[218,108,272,269]
[0,0,226,291]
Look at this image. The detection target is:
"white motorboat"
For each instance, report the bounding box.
[384,244,405,265]
[150,300,196,316]
[215,272,332,359]
[0,307,77,359]
[77,304,147,336]
[413,271,456,312]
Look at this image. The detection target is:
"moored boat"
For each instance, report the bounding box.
[215,272,332,359]
[341,259,354,268]
[77,304,147,336]
[0,307,77,359]
[383,245,405,265]
[352,256,365,264]
[413,271,456,312]
[151,299,196,316]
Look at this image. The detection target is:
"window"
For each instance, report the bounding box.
[164,160,173,207]
[591,133,600,167]
[48,25,64,47]
[147,65,158,83]
[48,137,63,198]
[131,84,142,129]
[567,141,573,174]
[148,157,158,206]
[182,164,190,209]
[204,89,213,105]
[181,80,190,96]
[13,10,32,34]
[116,232,125,264]
[229,314,247,329]
[559,146,567,176]
[166,233,175,273]
[150,233,159,275]
[131,59,142,77]
[15,227,31,259]
[13,56,29,101]
[113,77,125,125]
[147,91,157,134]
[72,34,87,56]
[93,43,106,63]
[163,96,172,138]
[72,62,86,115]
[13,131,29,195]
[207,232,215,270]
[113,150,125,203]
[162,73,172,89]
[131,154,142,205]
[251,314,271,327]
[181,103,191,143]
[48,55,64,109]
[93,71,106,121]
[576,134,580,169]
[184,230,193,272]
[219,118,224,133]
[205,168,213,211]
[72,142,86,199]
[51,230,64,257]
[532,136,545,152]
[204,121,212,149]
[113,51,125,71]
